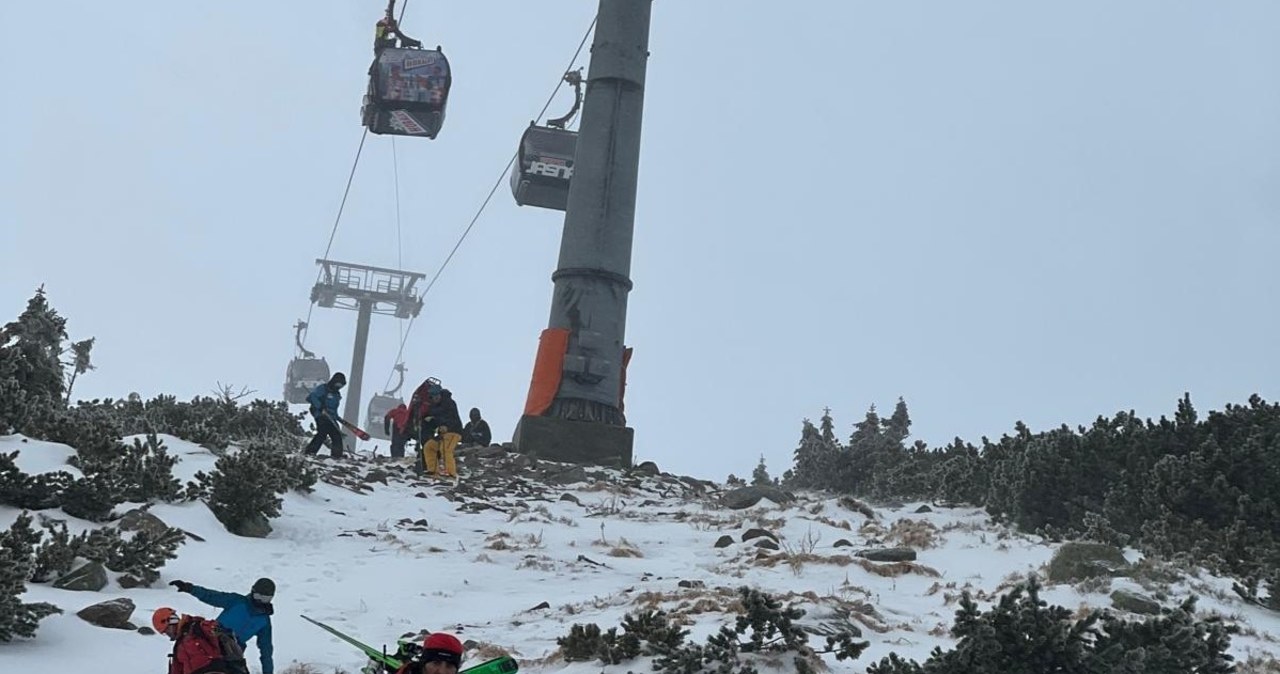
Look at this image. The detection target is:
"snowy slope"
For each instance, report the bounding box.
[2,433,1279,673]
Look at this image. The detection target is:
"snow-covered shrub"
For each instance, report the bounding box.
[0,513,62,641]
[198,439,317,536]
[864,575,1235,674]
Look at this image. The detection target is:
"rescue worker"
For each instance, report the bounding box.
[419,386,462,478]
[305,373,346,458]
[461,407,491,447]
[398,633,465,674]
[169,577,275,674]
[152,607,249,674]
[384,402,413,459]
[374,16,422,52]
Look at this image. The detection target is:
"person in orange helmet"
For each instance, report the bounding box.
[152,607,248,674]
[397,632,464,674]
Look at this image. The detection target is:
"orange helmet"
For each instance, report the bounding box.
[152,607,180,632]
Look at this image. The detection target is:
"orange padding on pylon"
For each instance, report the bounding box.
[523,328,571,416]
[619,346,633,412]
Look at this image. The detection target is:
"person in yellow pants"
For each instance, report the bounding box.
[416,385,464,479]
[423,426,462,478]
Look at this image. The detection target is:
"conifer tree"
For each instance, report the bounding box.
[751,455,772,486]
[885,397,912,445]
[62,337,95,403]
[0,287,69,403]
[819,407,837,446]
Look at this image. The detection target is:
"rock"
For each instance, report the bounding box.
[53,561,108,592]
[363,469,390,484]
[754,538,780,551]
[856,547,917,562]
[117,575,145,589]
[714,535,735,548]
[720,486,794,510]
[559,493,582,506]
[678,580,705,589]
[1110,589,1161,615]
[913,505,933,514]
[473,446,508,460]
[137,626,156,635]
[526,601,551,611]
[511,454,535,469]
[541,466,588,486]
[118,508,170,538]
[77,598,135,629]
[229,513,273,539]
[1046,542,1129,583]
[631,461,660,477]
[833,539,854,548]
[740,528,778,543]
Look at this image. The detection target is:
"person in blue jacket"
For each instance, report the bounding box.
[304,372,346,458]
[170,577,275,674]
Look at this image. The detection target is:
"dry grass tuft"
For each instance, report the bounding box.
[887,518,939,549]
[854,557,941,578]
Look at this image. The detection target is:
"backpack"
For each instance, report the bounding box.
[185,619,250,674]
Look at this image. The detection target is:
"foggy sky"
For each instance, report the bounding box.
[2,2,1277,480]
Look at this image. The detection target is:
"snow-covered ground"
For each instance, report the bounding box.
[2,433,1279,673]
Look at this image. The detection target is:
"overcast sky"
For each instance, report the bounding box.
[2,2,1277,480]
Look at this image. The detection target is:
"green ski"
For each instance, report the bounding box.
[301,614,404,669]
[301,615,519,673]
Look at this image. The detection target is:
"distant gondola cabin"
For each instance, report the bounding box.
[284,357,331,404]
[363,47,452,138]
[366,394,403,440]
[510,124,578,211]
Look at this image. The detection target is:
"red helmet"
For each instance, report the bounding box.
[152,607,179,632]
[421,632,463,666]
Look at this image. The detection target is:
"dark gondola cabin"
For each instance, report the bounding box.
[510,124,578,211]
[284,357,331,404]
[363,47,452,138]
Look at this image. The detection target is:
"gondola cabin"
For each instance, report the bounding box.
[284,357,331,404]
[362,47,451,138]
[510,124,578,211]
[366,394,404,440]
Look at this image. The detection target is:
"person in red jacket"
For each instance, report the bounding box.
[153,607,248,674]
[383,402,413,459]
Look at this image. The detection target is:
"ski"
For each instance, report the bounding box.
[326,413,372,441]
[301,615,401,668]
[301,615,519,673]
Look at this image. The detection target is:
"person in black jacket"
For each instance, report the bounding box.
[461,408,491,447]
[420,387,463,478]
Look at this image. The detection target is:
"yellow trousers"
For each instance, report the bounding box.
[423,432,461,477]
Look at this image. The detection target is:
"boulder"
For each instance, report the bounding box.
[118,509,170,538]
[1110,589,1161,615]
[631,461,660,477]
[913,505,933,514]
[720,486,794,510]
[741,528,778,543]
[53,561,108,592]
[714,535,735,549]
[77,598,136,629]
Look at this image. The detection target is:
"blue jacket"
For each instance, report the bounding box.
[307,383,341,419]
[189,585,274,674]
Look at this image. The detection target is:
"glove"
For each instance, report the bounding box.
[169,580,193,593]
